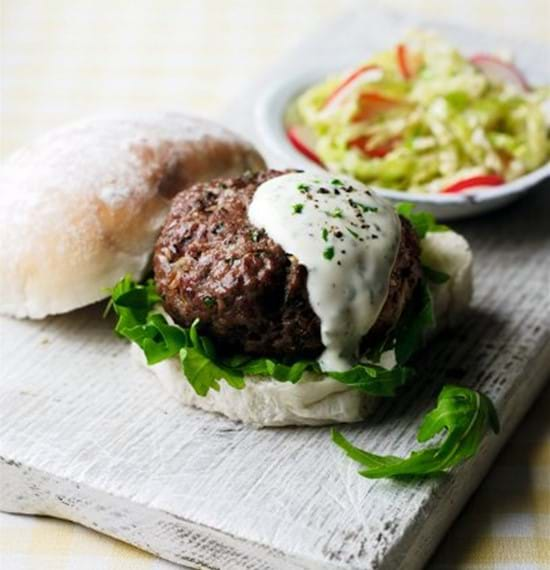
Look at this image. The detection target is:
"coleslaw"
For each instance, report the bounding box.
[287,31,550,194]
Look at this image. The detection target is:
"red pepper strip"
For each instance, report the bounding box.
[441,174,505,194]
[323,64,381,109]
[353,91,401,122]
[396,44,411,79]
[287,126,323,166]
[349,135,399,158]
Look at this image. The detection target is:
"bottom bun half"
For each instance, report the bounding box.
[133,230,473,427]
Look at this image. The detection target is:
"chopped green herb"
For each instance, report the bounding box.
[346,227,360,239]
[327,208,343,219]
[292,203,304,214]
[202,296,216,308]
[250,229,262,242]
[350,199,378,213]
[331,178,344,186]
[321,227,329,241]
[323,246,335,260]
[297,183,310,193]
[359,203,378,213]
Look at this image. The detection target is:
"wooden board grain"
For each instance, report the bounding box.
[1,6,550,569]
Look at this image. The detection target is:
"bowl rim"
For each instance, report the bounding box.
[255,68,550,206]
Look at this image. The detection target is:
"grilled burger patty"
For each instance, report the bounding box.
[153,170,422,359]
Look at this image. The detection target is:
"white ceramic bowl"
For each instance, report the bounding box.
[255,69,550,221]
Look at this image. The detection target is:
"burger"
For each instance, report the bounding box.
[1,113,498,479]
[110,169,474,427]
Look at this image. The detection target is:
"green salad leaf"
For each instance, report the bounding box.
[179,320,245,395]
[422,264,450,284]
[108,275,500,479]
[396,202,449,239]
[110,276,187,364]
[332,384,500,478]
[394,280,435,365]
[328,364,414,396]
[108,275,422,398]
[180,334,246,397]
[365,280,435,367]
[396,202,451,284]
[226,356,316,384]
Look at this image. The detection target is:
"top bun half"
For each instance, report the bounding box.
[0,112,265,318]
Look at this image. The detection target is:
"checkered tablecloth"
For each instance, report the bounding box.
[1,1,549,568]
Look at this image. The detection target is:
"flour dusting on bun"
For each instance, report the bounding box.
[0,113,265,318]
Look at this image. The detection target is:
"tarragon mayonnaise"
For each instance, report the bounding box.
[248,172,401,371]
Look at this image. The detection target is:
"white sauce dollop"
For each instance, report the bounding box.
[248,172,401,372]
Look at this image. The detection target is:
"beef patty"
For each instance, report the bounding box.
[153,170,422,359]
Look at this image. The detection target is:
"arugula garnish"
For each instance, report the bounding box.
[110,276,186,364]
[365,280,434,366]
[108,276,417,398]
[422,265,450,284]
[232,356,315,384]
[108,275,499,480]
[332,384,500,478]
[180,322,245,396]
[396,203,451,285]
[328,364,413,396]
[394,281,435,365]
[396,202,448,239]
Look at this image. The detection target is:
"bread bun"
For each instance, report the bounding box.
[134,347,379,427]
[0,113,265,319]
[133,230,473,427]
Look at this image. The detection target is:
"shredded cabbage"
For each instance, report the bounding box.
[290,31,549,193]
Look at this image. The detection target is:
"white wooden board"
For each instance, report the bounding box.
[1,6,550,569]
[1,183,549,570]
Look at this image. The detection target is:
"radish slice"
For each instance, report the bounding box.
[322,65,383,113]
[470,54,530,92]
[287,125,323,165]
[441,174,505,194]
